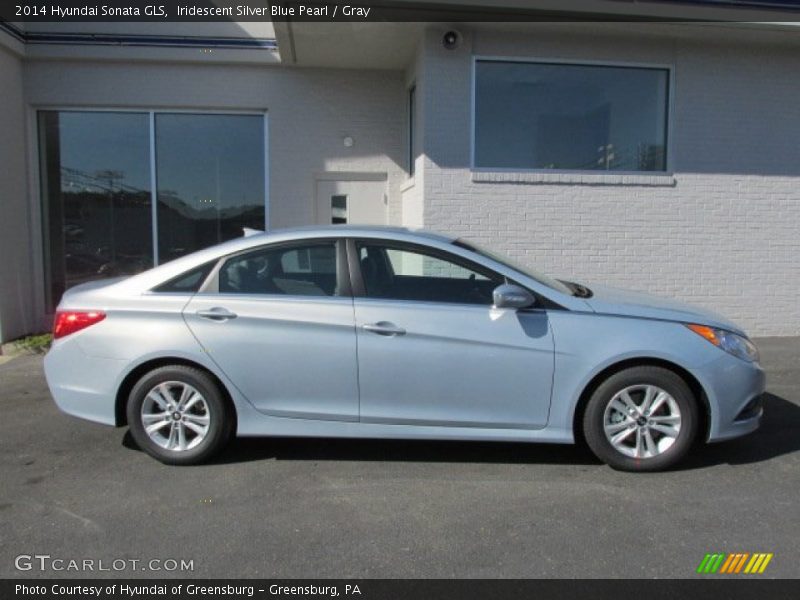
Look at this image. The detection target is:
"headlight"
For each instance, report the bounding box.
[686,324,760,362]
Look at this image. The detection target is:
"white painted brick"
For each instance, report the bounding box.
[416,26,800,336]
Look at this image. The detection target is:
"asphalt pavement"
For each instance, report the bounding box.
[1,337,798,578]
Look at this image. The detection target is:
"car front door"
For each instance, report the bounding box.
[350,239,555,429]
[183,239,359,421]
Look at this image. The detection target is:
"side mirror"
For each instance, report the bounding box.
[492,284,536,309]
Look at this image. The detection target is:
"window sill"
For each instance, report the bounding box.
[471,170,676,187]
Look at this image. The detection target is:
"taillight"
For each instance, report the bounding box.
[53,310,106,339]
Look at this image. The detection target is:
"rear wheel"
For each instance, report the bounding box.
[583,366,698,472]
[127,365,233,465]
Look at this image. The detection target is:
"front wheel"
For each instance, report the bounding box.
[127,365,233,465]
[583,366,699,472]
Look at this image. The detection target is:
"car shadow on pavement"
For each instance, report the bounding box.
[121,392,799,470]
[212,436,602,467]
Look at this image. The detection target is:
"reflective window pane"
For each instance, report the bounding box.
[357,242,503,305]
[153,262,216,294]
[219,243,338,296]
[475,61,669,171]
[155,114,265,263]
[331,195,347,224]
[39,111,152,308]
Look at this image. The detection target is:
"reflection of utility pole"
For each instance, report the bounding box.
[597,144,615,170]
[95,170,124,262]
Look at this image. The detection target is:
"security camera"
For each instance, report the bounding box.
[442,30,461,50]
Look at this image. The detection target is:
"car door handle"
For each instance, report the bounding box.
[362,322,406,336]
[196,308,238,321]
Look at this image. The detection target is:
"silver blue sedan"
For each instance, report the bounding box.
[44,226,764,471]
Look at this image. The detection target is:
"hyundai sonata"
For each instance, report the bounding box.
[44,226,764,471]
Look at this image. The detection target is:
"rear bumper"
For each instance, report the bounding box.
[43,339,127,426]
[690,354,766,442]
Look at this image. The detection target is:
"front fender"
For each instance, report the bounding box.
[546,311,721,438]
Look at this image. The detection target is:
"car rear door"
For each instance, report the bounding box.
[350,238,555,429]
[183,239,359,421]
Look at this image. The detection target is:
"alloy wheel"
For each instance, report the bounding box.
[140,381,210,452]
[603,384,682,459]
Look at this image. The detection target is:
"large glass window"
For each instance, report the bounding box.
[39,110,266,308]
[357,242,503,305]
[155,114,265,263]
[39,111,153,308]
[474,60,670,172]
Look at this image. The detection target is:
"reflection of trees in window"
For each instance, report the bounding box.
[60,167,152,285]
[155,113,265,263]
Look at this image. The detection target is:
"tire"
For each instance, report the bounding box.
[126,365,233,465]
[582,366,699,472]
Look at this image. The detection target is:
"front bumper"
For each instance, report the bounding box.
[690,352,766,442]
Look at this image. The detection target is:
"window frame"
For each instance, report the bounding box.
[346,238,508,307]
[407,84,416,177]
[199,238,351,299]
[470,56,675,175]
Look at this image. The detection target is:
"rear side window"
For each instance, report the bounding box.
[153,262,215,293]
[219,242,338,296]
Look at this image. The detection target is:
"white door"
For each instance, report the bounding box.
[316,179,387,226]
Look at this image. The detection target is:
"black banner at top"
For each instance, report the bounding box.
[3,0,800,22]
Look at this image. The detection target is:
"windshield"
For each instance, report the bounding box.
[454,239,574,296]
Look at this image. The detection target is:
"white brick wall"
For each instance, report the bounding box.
[415,25,800,336]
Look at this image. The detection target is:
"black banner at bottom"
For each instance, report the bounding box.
[2,579,798,600]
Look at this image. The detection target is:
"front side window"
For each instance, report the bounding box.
[474,60,669,172]
[219,243,338,297]
[357,242,503,305]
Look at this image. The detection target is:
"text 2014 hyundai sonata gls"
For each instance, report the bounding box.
[44,226,764,471]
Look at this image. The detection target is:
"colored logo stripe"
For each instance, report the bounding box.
[697,553,725,573]
[697,553,773,574]
[722,553,748,573]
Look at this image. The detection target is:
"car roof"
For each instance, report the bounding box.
[113,225,456,294]
[249,225,455,243]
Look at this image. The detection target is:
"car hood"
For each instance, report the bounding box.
[581,283,746,336]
